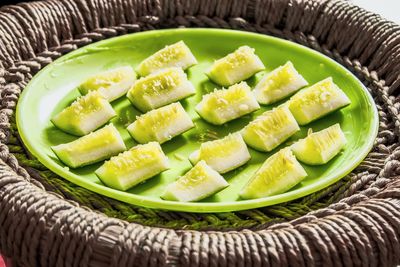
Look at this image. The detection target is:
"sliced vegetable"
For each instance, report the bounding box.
[51,91,116,136]
[195,82,260,125]
[240,148,307,199]
[291,123,346,165]
[207,45,265,86]
[95,142,169,191]
[78,66,136,102]
[253,61,308,105]
[241,106,300,152]
[136,41,198,76]
[51,124,126,168]
[288,77,351,125]
[189,132,251,173]
[127,67,195,112]
[127,102,194,144]
[161,161,229,202]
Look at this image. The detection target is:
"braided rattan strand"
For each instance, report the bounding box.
[0,0,400,266]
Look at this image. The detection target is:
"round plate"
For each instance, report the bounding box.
[16,29,379,213]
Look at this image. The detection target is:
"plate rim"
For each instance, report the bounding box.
[16,28,379,213]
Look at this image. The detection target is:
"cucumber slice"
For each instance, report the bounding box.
[241,106,300,152]
[95,142,169,191]
[161,161,229,202]
[127,67,195,112]
[207,46,265,86]
[240,148,307,199]
[288,77,351,125]
[188,132,251,173]
[51,124,126,168]
[127,102,194,144]
[78,66,136,102]
[136,41,198,76]
[195,82,260,125]
[51,91,116,136]
[253,61,308,105]
[291,123,346,165]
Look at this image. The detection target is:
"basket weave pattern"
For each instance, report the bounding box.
[0,0,400,266]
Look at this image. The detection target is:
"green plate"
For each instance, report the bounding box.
[16,29,379,213]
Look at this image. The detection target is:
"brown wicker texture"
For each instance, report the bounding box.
[0,0,400,266]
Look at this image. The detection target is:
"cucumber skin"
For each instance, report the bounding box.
[51,124,126,168]
[135,41,198,77]
[206,46,265,86]
[207,60,265,87]
[127,68,196,112]
[189,148,250,174]
[127,103,194,144]
[241,107,300,152]
[51,93,117,136]
[95,142,169,191]
[51,114,116,137]
[291,124,346,165]
[190,148,250,173]
[161,161,229,202]
[188,150,200,165]
[254,61,308,105]
[128,121,194,144]
[240,148,307,199]
[189,133,251,174]
[78,66,136,102]
[290,104,350,126]
[288,77,351,125]
[51,118,85,136]
[195,82,260,125]
[128,83,195,113]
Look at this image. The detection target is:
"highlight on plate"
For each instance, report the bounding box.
[50,40,351,202]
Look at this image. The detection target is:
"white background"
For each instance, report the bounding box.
[352,0,399,23]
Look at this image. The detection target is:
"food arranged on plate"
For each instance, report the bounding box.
[51,90,116,136]
[206,45,265,86]
[78,66,136,101]
[161,160,229,202]
[195,82,260,125]
[291,123,347,165]
[240,148,308,199]
[241,106,300,152]
[95,142,169,191]
[188,132,251,174]
[127,102,194,144]
[135,41,198,76]
[52,124,126,168]
[127,67,195,112]
[50,41,351,202]
[253,61,308,105]
[288,77,351,125]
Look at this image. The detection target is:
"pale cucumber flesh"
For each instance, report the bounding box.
[127,102,194,144]
[127,67,195,112]
[241,106,300,152]
[254,61,308,105]
[51,91,116,136]
[240,148,307,199]
[136,41,198,76]
[288,77,351,125]
[189,132,251,173]
[78,66,136,102]
[291,123,346,165]
[195,82,260,125]
[161,161,229,202]
[207,46,265,86]
[95,142,169,191]
[51,124,126,168]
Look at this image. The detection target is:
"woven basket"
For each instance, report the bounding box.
[1,0,400,266]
